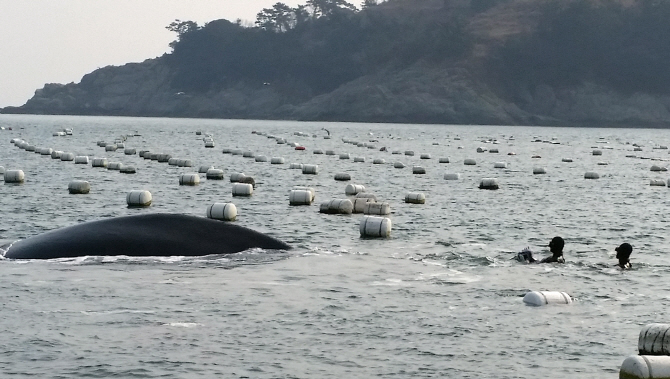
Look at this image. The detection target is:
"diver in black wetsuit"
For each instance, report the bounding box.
[615,243,633,269]
[517,236,565,263]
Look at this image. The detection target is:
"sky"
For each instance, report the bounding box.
[0,0,303,107]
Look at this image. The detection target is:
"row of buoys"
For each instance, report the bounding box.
[619,323,670,378]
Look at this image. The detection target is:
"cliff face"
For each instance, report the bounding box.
[5,0,670,127]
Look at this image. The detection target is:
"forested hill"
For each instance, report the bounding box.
[6,0,670,127]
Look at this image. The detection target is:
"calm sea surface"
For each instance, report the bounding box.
[1,114,670,378]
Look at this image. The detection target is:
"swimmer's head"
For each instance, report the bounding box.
[616,243,633,260]
[548,236,564,253]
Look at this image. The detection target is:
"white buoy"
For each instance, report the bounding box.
[105,144,118,152]
[124,148,136,155]
[222,148,232,154]
[199,165,214,173]
[91,158,108,168]
[393,162,405,168]
[319,199,354,214]
[392,150,401,155]
[619,355,670,379]
[360,216,392,238]
[205,141,215,148]
[479,178,499,190]
[442,173,461,180]
[313,149,324,154]
[232,183,253,196]
[107,162,123,170]
[373,158,386,164]
[364,202,390,215]
[354,157,365,162]
[4,170,25,183]
[439,157,450,163]
[404,150,414,156]
[335,173,351,181]
[562,158,573,162]
[405,192,425,204]
[650,179,666,187]
[584,172,600,179]
[68,180,90,194]
[420,153,431,159]
[177,159,193,167]
[533,167,547,174]
[592,149,602,156]
[639,324,670,355]
[230,173,245,182]
[74,156,89,164]
[339,153,350,160]
[25,145,35,152]
[522,291,572,306]
[206,168,225,180]
[120,166,136,174]
[168,158,179,166]
[51,150,63,159]
[39,148,53,156]
[292,186,315,200]
[97,141,107,147]
[289,189,314,205]
[476,147,487,153]
[345,184,365,195]
[0,166,4,175]
[464,158,476,165]
[157,154,171,163]
[412,166,426,174]
[489,148,499,153]
[232,149,243,155]
[597,161,608,166]
[206,202,237,221]
[634,147,643,152]
[179,173,200,185]
[243,151,254,158]
[326,150,335,156]
[651,165,666,172]
[271,157,285,164]
[60,152,75,161]
[127,190,152,207]
[255,155,268,162]
[289,163,303,169]
[116,143,125,149]
[302,164,318,174]
[494,162,507,169]
[353,197,375,213]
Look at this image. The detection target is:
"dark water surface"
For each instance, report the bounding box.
[1,115,670,378]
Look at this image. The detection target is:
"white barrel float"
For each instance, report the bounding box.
[116,143,125,149]
[393,162,405,168]
[479,178,499,190]
[413,166,426,174]
[597,161,608,166]
[650,179,666,187]
[313,149,324,154]
[302,164,318,174]
[289,189,314,205]
[335,173,351,181]
[68,180,90,194]
[25,145,36,152]
[230,172,245,182]
[243,151,254,158]
[533,167,547,174]
[205,141,215,148]
[404,150,414,156]
[40,148,53,156]
[157,154,171,163]
[232,183,253,197]
[494,162,507,169]
[232,149,243,155]
[345,183,365,195]
[325,150,335,155]
[354,157,365,162]
[124,148,136,155]
[353,197,375,213]
[592,149,603,155]
[476,147,487,153]
[639,324,670,355]
[634,147,643,152]
[289,163,303,169]
[584,172,600,179]
[4,170,25,183]
[439,157,450,163]
[221,148,232,154]
[339,153,350,160]
[360,216,392,238]
[149,153,159,161]
[651,165,666,172]
[206,168,224,180]
[74,156,89,164]
[620,355,670,379]
[522,291,572,306]
[319,199,354,214]
[464,158,477,165]
[364,202,390,215]
[97,141,106,147]
[271,157,285,164]
[405,192,426,204]
[167,158,179,166]
[179,173,200,185]
[127,190,152,207]
[0,166,4,175]
[292,186,316,201]
[138,150,149,158]
[177,159,193,167]
[51,150,63,159]
[444,173,462,180]
[562,158,573,162]
[373,158,386,164]
[356,192,377,201]
[107,162,123,170]
[60,152,75,161]
[255,155,268,162]
[105,144,117,152]
[91,158,108,168]
[489,148,499,153]
[199,165,214,173]
[120,166,136,174]
[206,202,237,221]
[392,150,401,155]
[420,153,431,159]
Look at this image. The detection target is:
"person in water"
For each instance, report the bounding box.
[615,243,633,269]
[517,236,565,263]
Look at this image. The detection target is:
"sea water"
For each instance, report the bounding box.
[1,114,670,378]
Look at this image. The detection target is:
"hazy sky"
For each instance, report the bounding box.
[0,0,302,107]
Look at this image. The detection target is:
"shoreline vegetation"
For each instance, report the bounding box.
[4,0,670,128]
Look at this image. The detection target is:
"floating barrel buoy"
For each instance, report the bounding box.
[364,202,390,215]
[60,152,75,162]
[230,172,245,183]
[345,184,365,195]
[289,189,314,205]
[232,149,243,155]
[392,150,401,155]
[479,178,499,190]
[199,165,214,173]
[373,158,386,164]
[150,153,160,161]
[319,199,354,214]
[650,179,666,187]
[325,150,335,156]
[335,173,351,181]
[51,150,63,159]
[4,170,25,183]
[177,159,193,167]
[144,153,154,160]
[533,167,547,174]
[74,156,89,164]
[179,173,200,185]
[40,148,53,156]
[353,197,375,213]
[532,155,541,159]
[107,162,123,170]
[420,153,431,159]
[157,154,171,163]
[239,176,255,188]
[393,162,405,168]
[92,158,108,168]
[205,141,215,148]
[339,153,350,160]
[360,216,392,238]
[222,148,232,154]
[592,149,603,155]
[206,202,237,221]
[651,165,666,172]
[124,148,136,155]
[105,144,117,152]
[639,324,670,355]
[412,166,426,174]
[522,291,572,306]
[0,166,4,175]
[620,355,670,379]
[302,164,318,174]
[313,149,324,154]
[255,155,268,162]
[232,183,253,197]
[206,169,225,180]
[405,192,426,204]
[597,161,608,166]
[289,163,303,169]
[271,157,285,164]
[168,158,179,166]
[353,157,365,162]
[127,190,152,207]
[634,147,643,152]
[243,151,254,158]
[477,147,487,153]
[25,145,35,152]
[68,180,90,194]
[404,150,414,156]
[116,143,125,149]
[439,157,450,163]
[494,162,507,169]
[196,131,202,135]
[584,172,600,179]
[489,148,499,153]
[96,141,106,147]
[292,186,316,201]
[120,166,136,174]
[139,150,149,158]
[464,158,476,165]
[562,158,573,162]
